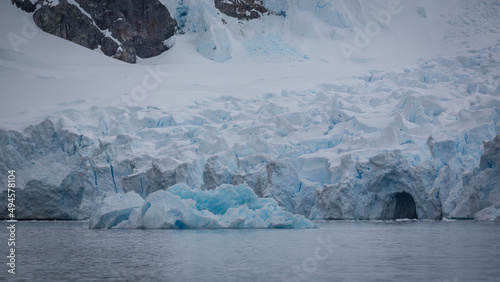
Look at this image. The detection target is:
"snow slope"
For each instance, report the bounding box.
[1,0,500,221]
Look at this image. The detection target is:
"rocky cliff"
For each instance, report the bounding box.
[11,0,277,63]
[214,0,268,20]
[12,0,177,63]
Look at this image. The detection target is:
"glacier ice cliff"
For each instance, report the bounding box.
[1,48,500,222]
[471,136,500,221]
[310,150,441,220]
[89,184,316,229]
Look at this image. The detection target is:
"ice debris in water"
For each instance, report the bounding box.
[89,184,316,229]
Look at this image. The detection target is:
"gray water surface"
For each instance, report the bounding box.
[1,221,499,281]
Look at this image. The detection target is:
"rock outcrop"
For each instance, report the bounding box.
[214,0,268,20]
[33,1,104,50]
[75,0,176,59]
[13,0,177,63]
[11,0,37,13]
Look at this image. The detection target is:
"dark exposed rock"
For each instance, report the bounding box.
[11,0,39,13]
[19,0,177,63]
[33,0,104,50]
[214,0,268,20]
[100,36,119,57]
[113,45,137,64]
[75,0,177,59]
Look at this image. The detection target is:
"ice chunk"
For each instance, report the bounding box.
[474,203,500,222]
[89,191,144,229]
[90,184,316,229]
[197,26,232,62]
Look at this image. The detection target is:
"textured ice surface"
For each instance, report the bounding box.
[159,0,393,62]
[89,191,144,229]
[474,203,500,222]
[90,184,316,229]
[1,0,500,221]
[1,46,500,221]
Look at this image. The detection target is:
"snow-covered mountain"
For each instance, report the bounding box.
[1,0,500,223]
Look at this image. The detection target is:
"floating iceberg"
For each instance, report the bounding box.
[89,184,316,229]
[89,192,145,229]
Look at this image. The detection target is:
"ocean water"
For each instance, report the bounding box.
[1,221,499,281]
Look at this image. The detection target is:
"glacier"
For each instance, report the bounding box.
[1,0,500,225]
[1,45,499,222]
[89,184,316,229]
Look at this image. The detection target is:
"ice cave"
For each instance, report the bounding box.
[382,192,418,220]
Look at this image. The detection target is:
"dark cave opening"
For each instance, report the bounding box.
[381,191,419,220]
[393,192,418,220]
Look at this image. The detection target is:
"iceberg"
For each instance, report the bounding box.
[89,191,144,229]
[89,184,316,229]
